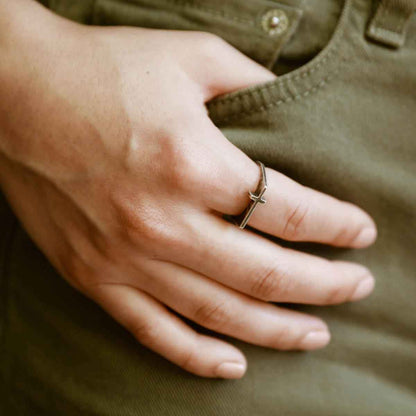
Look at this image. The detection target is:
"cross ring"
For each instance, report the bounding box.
[237,160,268,229]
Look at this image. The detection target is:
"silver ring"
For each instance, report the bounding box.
[236,160,268,229]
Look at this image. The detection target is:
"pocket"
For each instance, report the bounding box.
[206,0,355,124]
[92,0,355,123]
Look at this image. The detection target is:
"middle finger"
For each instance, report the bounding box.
[166,212,375,304]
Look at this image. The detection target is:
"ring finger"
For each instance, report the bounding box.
[159,211,375,305]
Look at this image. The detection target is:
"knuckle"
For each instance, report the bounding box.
[270,326,296,350]
[332,222,359,246]
[281,199,311,240]
[193,300,232,330]
[331,205,369,246]
[318,260,352,305]
[109,193,175,248]
[345,225,365,247]
[169,154,197,191]
[250,263,291,301]
[159,135,202,193]
[131,214,180,252]
[128,319,160,345]
[178,346,199,373]
[323,283,349,305]
[109,192,143,232]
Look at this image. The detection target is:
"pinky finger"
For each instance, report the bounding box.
[89,282,247,379]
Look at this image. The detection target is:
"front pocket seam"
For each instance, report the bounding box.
[213,54,346,123]
[207,0,355,121]
[208,3,354,112]
[212,45,339,110]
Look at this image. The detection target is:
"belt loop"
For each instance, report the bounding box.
[366,0,416,48]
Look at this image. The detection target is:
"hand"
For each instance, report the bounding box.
[0,0,376,379]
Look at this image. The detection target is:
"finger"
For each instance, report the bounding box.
[181,32,276,101]
[164,212,375,305]
[231,167,377,248]
[89,283,247,379]
[193,119,376,248]
[139,259,331,351]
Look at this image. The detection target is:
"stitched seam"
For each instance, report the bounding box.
[209,30,345,113]
[211,46,339,110]
[216,62,343,123]
[208,0,355,111]
[208,0,354,119]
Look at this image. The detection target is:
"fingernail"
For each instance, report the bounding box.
[352,227,377,248]
[299,330,331,350]
[350,277,375,301]
[215,362,246,379]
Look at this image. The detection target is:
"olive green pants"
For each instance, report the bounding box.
[1,0,416,414]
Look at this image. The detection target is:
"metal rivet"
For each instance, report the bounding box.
[261,9,289,36]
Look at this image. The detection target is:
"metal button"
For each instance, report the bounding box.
[261,9,289,36]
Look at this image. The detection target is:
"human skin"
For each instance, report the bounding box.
[0,0,377,379]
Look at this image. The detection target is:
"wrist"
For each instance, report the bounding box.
[0,0,58,48]
[0,0,84,161]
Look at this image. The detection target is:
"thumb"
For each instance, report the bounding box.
[185,33,277,101]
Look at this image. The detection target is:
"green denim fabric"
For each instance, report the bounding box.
[1,0,416,415]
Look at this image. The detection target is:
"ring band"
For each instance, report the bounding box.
[236,160,268,229]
